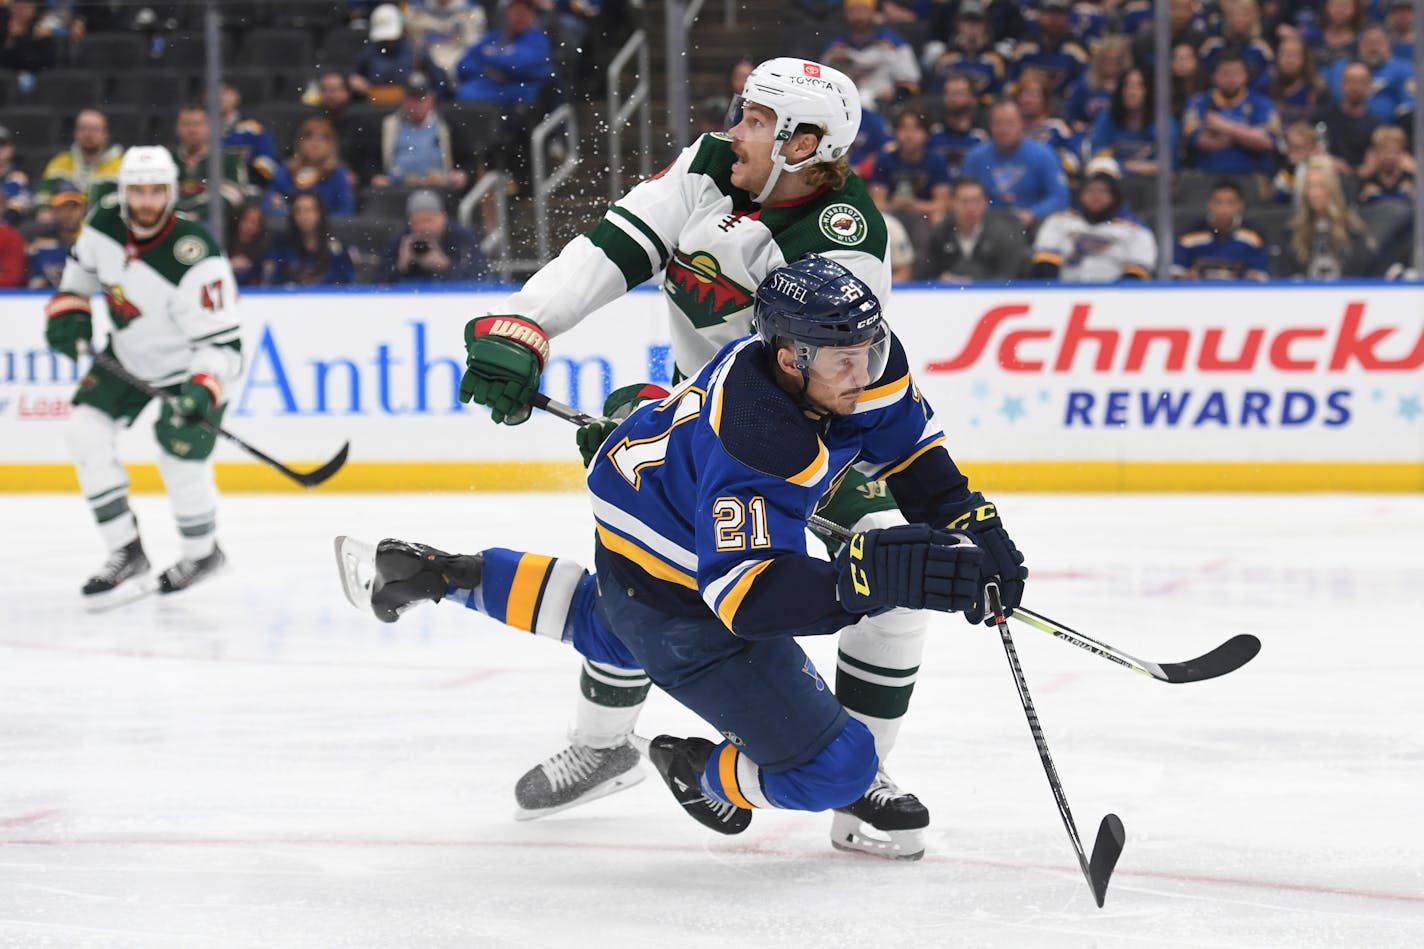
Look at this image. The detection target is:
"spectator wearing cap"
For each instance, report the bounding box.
[1182,51,1281,179]
[38,109,123,211]
[923,176,1031,282]
[454,0,555,109]
[0,127,34,226]
[1172,179,1270,281]
[821,0,922,112]
[24,179,84,289]
[1009,0,1089,98]
[960,100,1070,227]
[262,192,357,286]
[927,73,988,178]
[1089,67,1179,178]
[1387,0,1414,62]
[373,73,473,190]
[380,188,487,282]
[266,117,357,218]
[220,80,280,188]
[1324,27,1415,122]
[1032,165,1156,282]
[352,4,435,104]
[1198,0,1274,89]
[924,1,1006,105]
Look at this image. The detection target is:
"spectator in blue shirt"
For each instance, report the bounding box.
[219,80,279,187]
[24,179,84,289]
[263,192,357,286]
[352,4,420,102]
[1324,27,1415,121]
[960,100,1070,227]
[1263,35,1329,130]
[381,188,488,282]
[1302,0,1364,70]
[849,107,892,178]
[1183,51,1281,176]
[372,72,472,191]
[1172,179,1270,281]
[455,0,554,108]
[265,117,357,218]
[1065,34,1131,131]
[1199,0,1275,88]
[1089,67,1179,178]
[0,125,33,225]
[1009,0,1089,97]
[924,1,1007,105]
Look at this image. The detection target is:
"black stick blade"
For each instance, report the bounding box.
[1159,634,1261,683]
[292,441,350,488]
[1088,813,1126,907]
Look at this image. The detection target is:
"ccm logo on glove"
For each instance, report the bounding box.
[847,532,871,597]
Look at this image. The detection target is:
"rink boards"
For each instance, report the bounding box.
[2,282,1422,492]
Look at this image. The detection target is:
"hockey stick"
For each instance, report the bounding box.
[79,342,349,488]
[535,392,1260,683]
[986,581,1125,907]
[806,513,1259,684]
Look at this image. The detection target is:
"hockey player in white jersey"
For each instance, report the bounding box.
[410,58,1027,859]
[44,146,243,609]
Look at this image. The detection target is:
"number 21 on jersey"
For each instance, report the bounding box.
[712,496,770,551]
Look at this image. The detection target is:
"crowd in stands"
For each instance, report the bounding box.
[0,0,1419,289]
[785,0,1420,282]
[0,0,615,288]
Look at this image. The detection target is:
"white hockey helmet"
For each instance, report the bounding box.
[117,146,179,226]
[730,57,861,203]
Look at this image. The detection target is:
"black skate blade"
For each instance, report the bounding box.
[1087,813,1126,907]
[81,576,157,613]
[1159,634,1261,683]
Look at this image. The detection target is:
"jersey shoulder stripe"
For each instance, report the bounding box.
[852,335,911,415]
[85,204,127,246]
[686,134,745,203]
[707,340,827,485]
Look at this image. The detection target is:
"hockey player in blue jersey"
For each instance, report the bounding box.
[347,257,1028,856]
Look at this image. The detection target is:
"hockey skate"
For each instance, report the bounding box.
[638,735,753,835]
[80,538,153,612]
[157,544,226,594]
[513,740,645,821]
[830,766,929,861]
[334,536,483,623]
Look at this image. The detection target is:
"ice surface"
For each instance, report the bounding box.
[2,492,1421,948]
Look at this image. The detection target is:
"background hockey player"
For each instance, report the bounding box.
[355,257,1026,854]
[44,146,243,609]
[452,57,990,856]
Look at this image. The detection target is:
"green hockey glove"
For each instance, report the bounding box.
[576,383,671,467]
[176,373,224,423]
[44,293,93,361]
[459,315,550,425]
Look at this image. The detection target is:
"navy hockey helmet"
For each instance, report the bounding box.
[754,254,889,387]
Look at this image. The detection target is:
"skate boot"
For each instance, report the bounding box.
[157,544,226,594]
[369,538,484,623]
[643,735,752,835]
[513,740,645,820]
[81,538,151,611]
[830,766,929,861]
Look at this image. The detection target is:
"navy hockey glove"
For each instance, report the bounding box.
[575,382,670,467]
[945,492,1028,625]
[44,293,93,361]
[836,523,982,615]
[459,315,549,425]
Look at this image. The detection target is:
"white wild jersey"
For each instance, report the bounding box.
[60,204,242,389]
[497,133,891,376]
[1032,209,1157,283]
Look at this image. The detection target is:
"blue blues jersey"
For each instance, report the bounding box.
[585,334,969,640]
[930,48,1007,103]
[868,145,954,200]
[25,232,71,289]
[1172,222,1270,281]
[1183,89,1281,175]
[224,116,279,184]
[1009,34,1088,96]
[928,124,988,176]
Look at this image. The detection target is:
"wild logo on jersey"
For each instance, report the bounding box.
[664,249,754,328]
[104,286,142,328]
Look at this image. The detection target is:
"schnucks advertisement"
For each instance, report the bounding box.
[3,284,1421,491]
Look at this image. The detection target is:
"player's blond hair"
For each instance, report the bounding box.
[793,122,851,190]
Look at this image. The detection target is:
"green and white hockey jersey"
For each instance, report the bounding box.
[59,205,243,392]
[498,133,891,376]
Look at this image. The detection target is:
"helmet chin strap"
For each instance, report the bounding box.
[753,140,818,204]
